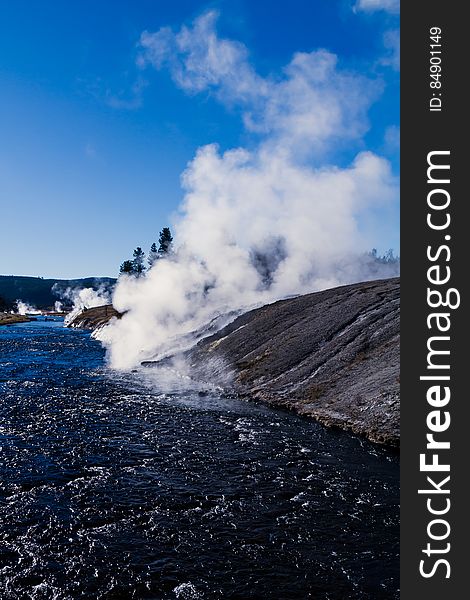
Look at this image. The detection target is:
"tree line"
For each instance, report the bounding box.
[367,248,400,264]
[119,227,173,276]
[118,230,398,279]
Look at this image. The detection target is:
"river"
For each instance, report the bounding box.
[0,318,399,599]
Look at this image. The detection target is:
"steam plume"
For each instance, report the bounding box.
[61,287,111,325]
[16,301,41,316]
[97,12,399,369]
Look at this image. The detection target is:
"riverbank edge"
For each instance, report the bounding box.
[0,313,32,326]
[68,278,400,447]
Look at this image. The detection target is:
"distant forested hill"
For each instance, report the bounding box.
[0,276,116,309]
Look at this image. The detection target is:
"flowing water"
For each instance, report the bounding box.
[0,319,399,599]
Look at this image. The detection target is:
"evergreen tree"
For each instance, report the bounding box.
[132,247,146,276]
[119,260,134,275]
[148,242,159,267]
[158,227,173,255]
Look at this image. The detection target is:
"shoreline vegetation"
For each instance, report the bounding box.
[68,277,400,447]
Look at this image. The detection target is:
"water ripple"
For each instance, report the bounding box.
[0,319,399,598]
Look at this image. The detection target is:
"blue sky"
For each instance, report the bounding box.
[0,0,399,279]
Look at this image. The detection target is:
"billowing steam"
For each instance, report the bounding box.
[16,301,41,316]
[97,12,399,369]
[54,301,64,313]
[62,287,111,325]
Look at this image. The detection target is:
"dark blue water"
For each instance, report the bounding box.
[0,319,399,599]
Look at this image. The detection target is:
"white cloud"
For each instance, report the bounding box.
[381,29,400,70]
[248,50,380,156]
[138,12,263,100]
[138,11,381,156]
[354,0,400,14]
[384,125,400,152]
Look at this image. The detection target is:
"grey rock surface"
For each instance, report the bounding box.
[188,278,400,446]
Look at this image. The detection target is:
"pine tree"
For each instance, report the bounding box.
[119,260,134,275]
[148,242,158,267]
[158,227,173,255]
[132,247,146,276]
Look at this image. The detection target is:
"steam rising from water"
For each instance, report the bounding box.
[16,301,41,315]
[62,287,111,325]
[96,12,399,369]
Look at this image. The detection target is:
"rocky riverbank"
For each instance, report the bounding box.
[67,305,121,329]
[68,278,400,446]
[187,278,400,446]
